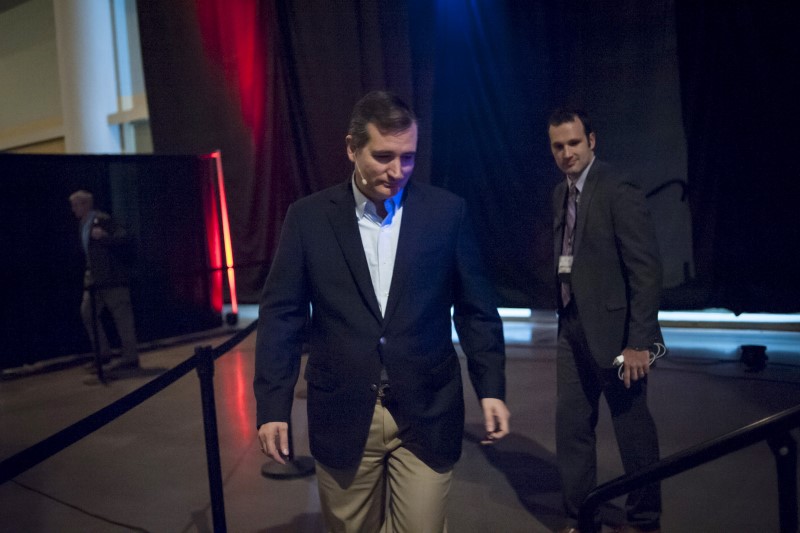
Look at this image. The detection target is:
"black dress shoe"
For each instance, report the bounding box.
[84,361,112,373]
[106,359,140,371]
[556,528,581,533]
[83,358,112,372]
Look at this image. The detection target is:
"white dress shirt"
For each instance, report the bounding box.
[352,176,405,317]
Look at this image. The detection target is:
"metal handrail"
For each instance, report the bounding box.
[579,403,800,532]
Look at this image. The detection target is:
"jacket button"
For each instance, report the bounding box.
[370,383,378,391]
[379,337,387,345]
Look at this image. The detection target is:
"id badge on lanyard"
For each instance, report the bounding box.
[558,255,573,282]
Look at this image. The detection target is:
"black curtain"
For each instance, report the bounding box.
[411,0,691,308]
[137,0,798,313]
[676,1,800,313]
[138,0,431,302]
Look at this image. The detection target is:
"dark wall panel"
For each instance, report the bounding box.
[0,153,223,369]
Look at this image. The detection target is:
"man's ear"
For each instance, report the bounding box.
[588,132,596,151]
[346,135,356,162]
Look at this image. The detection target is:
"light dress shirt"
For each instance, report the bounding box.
[352,175,404,317]
[81,210,97,255]
[569,155,594,196]
[563,155,594,255]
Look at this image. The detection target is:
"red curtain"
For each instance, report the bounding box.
[196,0,268,140]
[193,0,293,300]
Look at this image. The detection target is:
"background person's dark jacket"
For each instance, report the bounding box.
[84,211,134,289]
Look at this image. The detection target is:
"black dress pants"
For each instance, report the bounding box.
[556,303,661,530]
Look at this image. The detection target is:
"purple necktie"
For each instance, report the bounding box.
[560,182,577,306]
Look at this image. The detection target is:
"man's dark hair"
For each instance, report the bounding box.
[348,91,417,150]
[547,107,593,138]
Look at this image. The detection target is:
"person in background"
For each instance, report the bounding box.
[69,190,139,372]
[547,108,663,533]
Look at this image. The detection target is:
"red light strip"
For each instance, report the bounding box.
[212,150,238,315]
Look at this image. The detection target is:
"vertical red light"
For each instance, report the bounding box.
[212,150,238,315]
[202,157,223,313]
[201,151,237,316]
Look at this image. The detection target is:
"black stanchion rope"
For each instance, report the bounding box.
[0,319,258,485]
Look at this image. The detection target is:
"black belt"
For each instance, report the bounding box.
[377,382,391,399]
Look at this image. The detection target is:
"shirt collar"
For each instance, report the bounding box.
[352,173,404,220]
[568,155,595,193]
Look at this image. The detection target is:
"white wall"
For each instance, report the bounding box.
[0,0,63,150]
[0,0,150,153]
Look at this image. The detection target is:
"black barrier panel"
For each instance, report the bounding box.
[0,153,223,369]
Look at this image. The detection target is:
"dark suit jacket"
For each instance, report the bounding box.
[84,211,133,289]
[553,159,663,367]
[254,180,505,470]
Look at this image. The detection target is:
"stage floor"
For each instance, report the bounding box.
[1,306,799,532]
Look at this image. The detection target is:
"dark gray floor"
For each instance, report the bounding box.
[1,309,799,532]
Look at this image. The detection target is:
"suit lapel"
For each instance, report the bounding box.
[574,160,601,254]
[382,183,421,325]
[553,180,567,266]
[326,181,383,322]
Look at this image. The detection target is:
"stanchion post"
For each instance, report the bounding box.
[196,345,227,532]
[768,431,798,533]
[89,285,107,384]
[577,507,598,533]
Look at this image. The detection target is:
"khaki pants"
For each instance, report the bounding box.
[315,399,452,533]
[81,286,139,362]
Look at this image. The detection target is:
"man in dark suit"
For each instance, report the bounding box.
[69,190,140,372]
[254,91,510,532]
[548,109,662,533]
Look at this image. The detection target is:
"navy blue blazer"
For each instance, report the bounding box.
[254,179,505,469]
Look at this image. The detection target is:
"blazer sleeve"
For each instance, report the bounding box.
[451,201,506,401]
[253,205,310,428]
[611,180,663,348]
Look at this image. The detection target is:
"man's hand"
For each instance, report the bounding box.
[480,398,510,445]
[621,347,650,389]
[90,226,108,239]
[257,421,289,464]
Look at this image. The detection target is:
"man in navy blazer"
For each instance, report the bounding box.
[254,91,509,532]
[549,109,663,533]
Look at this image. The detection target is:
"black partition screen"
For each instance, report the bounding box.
[0,153,224,369]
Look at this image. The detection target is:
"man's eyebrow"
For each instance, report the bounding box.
[371,150,417,156]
